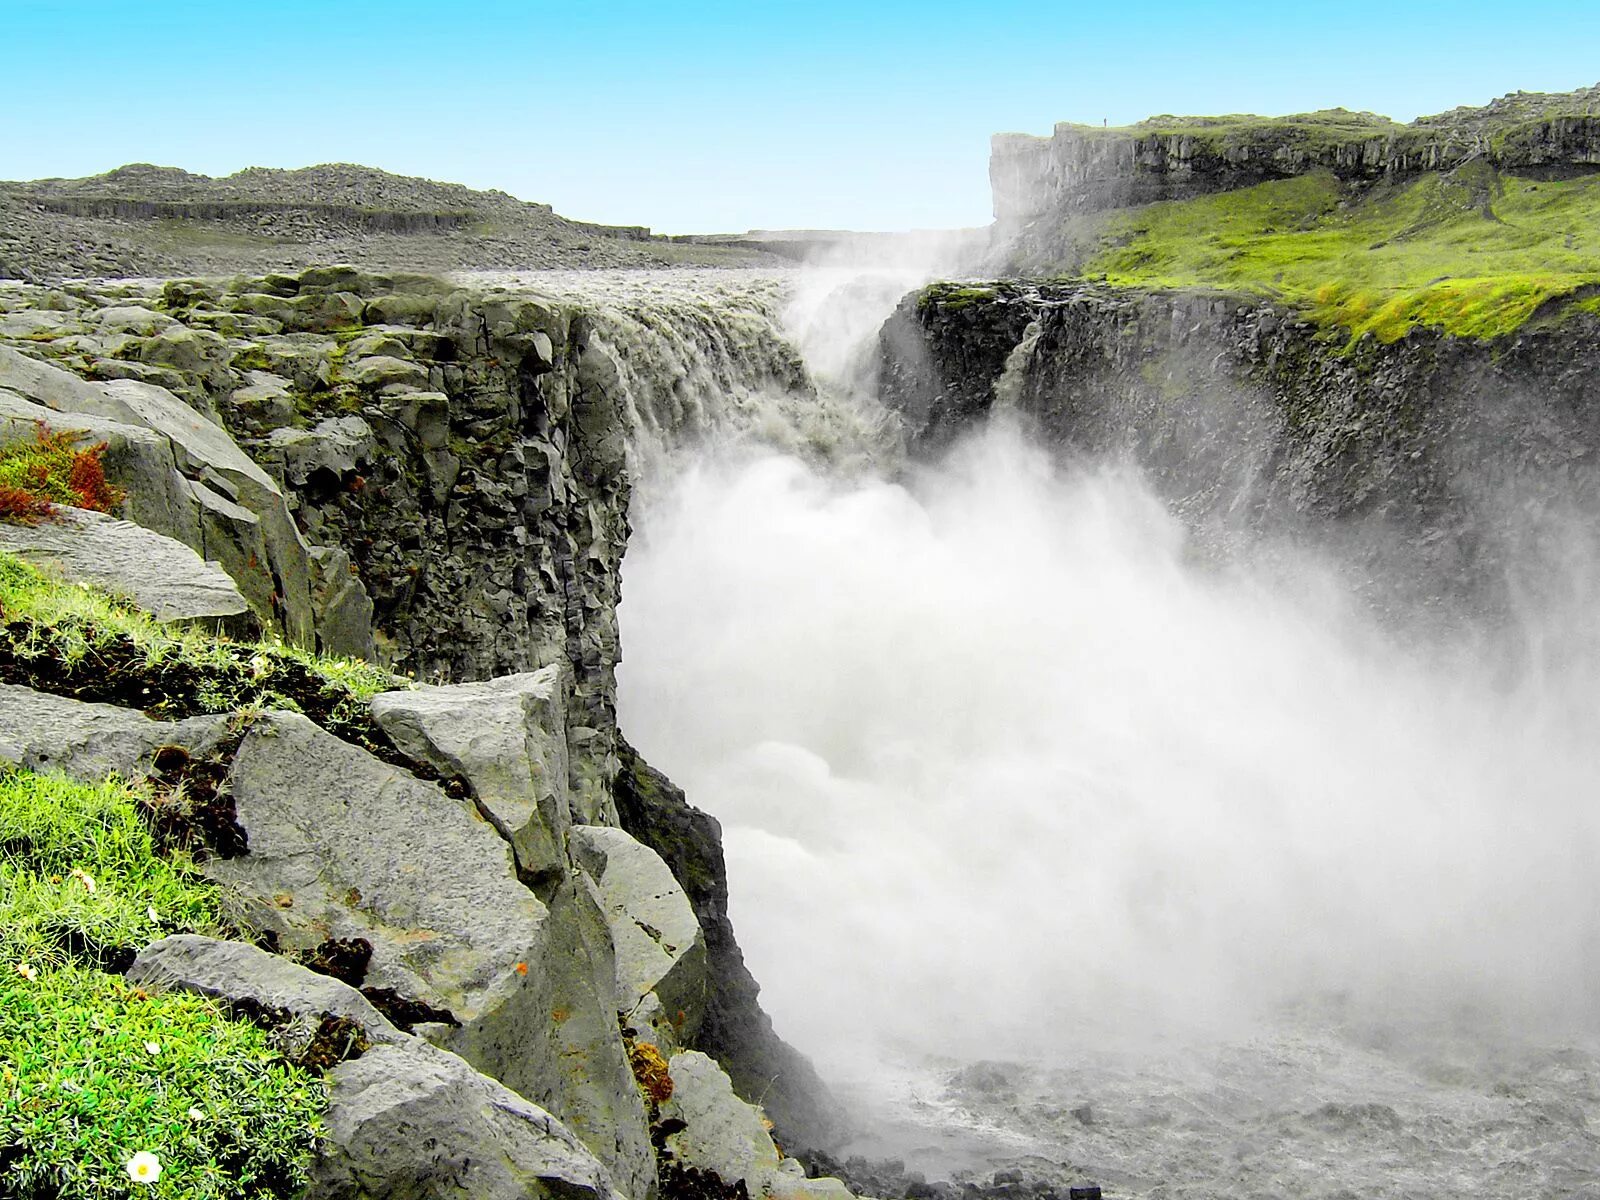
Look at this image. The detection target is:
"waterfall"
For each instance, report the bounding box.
[512,266,1600,1195]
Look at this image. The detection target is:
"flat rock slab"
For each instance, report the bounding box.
[0,684,229,782]
[130,935,404,1046]
[205,710,545,1024]
[0,506,250,624]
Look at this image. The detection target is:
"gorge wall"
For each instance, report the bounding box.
[0,266,842,1198]
[992,83,1600,227]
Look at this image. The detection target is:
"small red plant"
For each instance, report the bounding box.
[0,423,126,525]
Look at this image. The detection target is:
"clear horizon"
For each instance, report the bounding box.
[5,0,1599,234]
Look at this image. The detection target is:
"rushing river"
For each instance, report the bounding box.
[484,268,1600,1199]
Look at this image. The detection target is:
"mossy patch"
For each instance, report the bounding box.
[0,550,397,749]
[1074,167,1600,341]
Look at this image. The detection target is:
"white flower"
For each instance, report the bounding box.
[69,867,96,894]
[14,962,37,982]
[144,1040,160,1056]
[187,1105,204,1121]
[125,1151,162,1184]
[147,906,160,923]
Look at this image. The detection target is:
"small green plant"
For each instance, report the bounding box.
[0,424,125,525]
[0,770,221,969]
[0,767,325,1198]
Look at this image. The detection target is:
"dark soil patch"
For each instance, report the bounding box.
[143,738,248,860]
[358,986,459,1033]
[658,1162,749,1200]
[224,995,371,1072]
[295,936,373,988]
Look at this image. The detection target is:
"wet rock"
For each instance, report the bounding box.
[569,824,707,1035]
[661,1051,782,1191]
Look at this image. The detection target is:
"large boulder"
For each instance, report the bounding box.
[203,711,653,1199]
[0,507,251,629]
[369,669,572,883]
[310,1040,625,1200]
[569,824,707,1042]
[660,1051,782,1191]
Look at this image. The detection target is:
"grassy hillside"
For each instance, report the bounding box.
[1076,166,1600,341]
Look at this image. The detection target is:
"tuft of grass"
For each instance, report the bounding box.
[1,960,322,1200]
[1076,168,1600,341]
[0,770,220,970]
[0,425,125,525]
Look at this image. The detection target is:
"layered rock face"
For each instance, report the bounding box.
[880,283,1600,611]
[0,266,840,1196]
[992,84,1600,228]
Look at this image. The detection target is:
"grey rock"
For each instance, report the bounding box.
[227,371,299,433]
[569,825,706,1031]
[0,684,230,782]
[0,506,251,626]
[128,935,622,1200]
[205,711,653,1198]
[346,354,429,390]
[0,347,316,647]
[660,1051,782,1192]
[307,1040,625,1200]
[129,934,403,1048]
[265,415,374,487]
[307,545,377,660]
[95,305,176,335]
[369,669,571,881]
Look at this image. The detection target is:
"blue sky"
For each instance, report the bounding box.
[5,0,1599,233]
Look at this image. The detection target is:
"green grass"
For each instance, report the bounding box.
[1074,167,1600,341]
[0,771,220,969]
[0,550,397,719]
[0,769,324,1198]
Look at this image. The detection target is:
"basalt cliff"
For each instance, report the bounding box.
[0,266,842,1200]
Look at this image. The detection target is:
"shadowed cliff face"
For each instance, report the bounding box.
[879,282,1600,620]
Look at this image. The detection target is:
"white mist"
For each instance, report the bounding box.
[617,417,1600,1076]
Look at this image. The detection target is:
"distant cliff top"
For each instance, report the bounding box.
[985,85,1600,342]
[993,83,1600,223]
[0,162,770,281]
